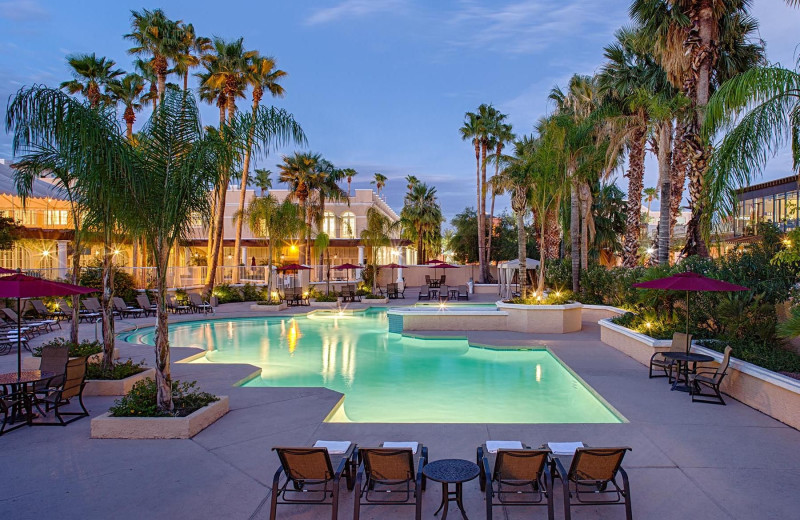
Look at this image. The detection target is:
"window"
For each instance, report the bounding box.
[340,212,356,238]
[321,211,337,238]
[45,210,68,226]
[763,195,774,222]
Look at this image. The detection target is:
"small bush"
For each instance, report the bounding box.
[365,294,385,300]
[109,379,219,418]
[212,283,242,303]
[314,293,339,302]
[87,359,147,380]
[506,289,574,306]
[240,283,262,302]
[697,339,800,374]
[33,338,103,358]
[79,261,137,301]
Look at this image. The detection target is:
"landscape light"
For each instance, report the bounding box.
[113,249,121,256]
[646,248,654,255]
[41,250,50,257]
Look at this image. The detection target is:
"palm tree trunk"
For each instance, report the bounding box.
[623,125,646,267]
[101,226,115,372]
[70,239,81,344]
[203,177,229,296]
[474,142,484,282]
[154,244,172,411]
[538,213,548,295]
[545,207,561,260]
[183,73,189,92]
[233,100,260,283]
[487,185,496,270]
[480,143,489,283]
[579,181,590,271]
[670,121,689,234]
[516,210,527,299]
[570,178,580,293]
[657,121,673,265]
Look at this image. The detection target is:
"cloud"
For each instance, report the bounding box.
[0,0,49,21]
[306,0,406,26]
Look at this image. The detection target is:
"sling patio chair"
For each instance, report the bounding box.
[136,294,157,317]
[31,300,66,321]
[112,297,145,319]
[33,356,90,426]
[649,332,692,380]
[0,389,28,436]
[690,346,733,405]
[424,275,431,286]
[33,343,69,391]
[478,442,554,520]
[439,275,446,285]
[188,293,213,314]
[167,294,191,314]
[269,442,357,520]
[2,307,56,334]
[387,283,404,299]
[58,300,99,323]
[354,442,428,520]
[553,447,632,520]
[457,285,469,300]
[82,297,115,318]
[418,285,430,300]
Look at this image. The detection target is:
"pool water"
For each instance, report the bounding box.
[125,309,623,423]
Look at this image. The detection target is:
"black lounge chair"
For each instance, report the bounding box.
[478,443,554,520]
[113,297,145,319]
[354,443,428,520]
[34,356,90,426]
[31,300,66,321]
[690,346,733,405]
[554,447,632,520]
[649,332,692,380]
[188,293,213,314]
[2,307,56,333]
[167,294,191,314]
[270,444,356,520]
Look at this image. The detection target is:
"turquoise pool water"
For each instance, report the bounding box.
[124,309,622,423]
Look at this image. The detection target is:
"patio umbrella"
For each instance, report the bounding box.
[333,263,361,286]
[632,271,749,354]
[0,272,96,377]
[277,263,312,289]
[379,263,403,284]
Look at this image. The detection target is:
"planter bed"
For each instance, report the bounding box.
[599,318,800,430]
[90,396,229,439]
[23,350,118,371]
[495,301,583,333]
[249,302,287,311]
[362,297,389,305]
[83,368,155,397]
[311,299,344,308]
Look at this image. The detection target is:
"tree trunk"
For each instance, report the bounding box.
[183,73,189,92]
[154,54,167,102]
[101,227,115,372]
[623,124,647,267]
[579,181,591,271]
[544,207,561,260]
[657,120,673,265]
[203,177,229,297]
[233,99,260,283]
[154,244,172,411]
[474,142,484,283]
[670,121,689,234]
[516,210,527,299]
[70,239,81,344]
[487,186,496,269]
[570,179,580,293]
[480,142,489,283]
[538,214,548,295]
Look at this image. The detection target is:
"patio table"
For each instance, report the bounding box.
[428,280,441,289]
[0,370,55,426]
[423,458,479,519]
[661,352,714,392]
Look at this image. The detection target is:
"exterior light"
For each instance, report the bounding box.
[555,291,561,297]
[646,322,652,329]
[113,249,121,256]
[646,248,654,255]
[290,244,298,252]
[41,250,50,257]
[783,239,792,246]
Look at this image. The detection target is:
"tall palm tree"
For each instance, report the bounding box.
[643,187,658,223]
[134,58,159,113]
[172,23,212,92]
[343,168,358,196]
[459,110,488,282]
[232,54,288,278]
[125,8,181,102]
[371,172,388,196]
[405,175,420,192]
[486,119,514,275]
[400,182,443,264]
[60,53,123,108]
[109,73,145,139]
[254,168,273,196]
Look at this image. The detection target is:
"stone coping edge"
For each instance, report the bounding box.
[90,396,230,439]
[84,368,156,396]
[495,301,583,310]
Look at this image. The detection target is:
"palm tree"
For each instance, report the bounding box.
[134,58,159,112]
[486,119,514,274]
[361,208,400,293]
[400,182,443,264]
[172,23,212,92]
[371,172,387,196]
[125,8,181,102]
[232,54,288,279]
[343,168,358,196]
[405,175,419,192]
[254,168,273,195]
[60,53,123,108]
[109,73,145,139]
[459,110,488,282]
[315,232,331,294]
[643,187,659,223]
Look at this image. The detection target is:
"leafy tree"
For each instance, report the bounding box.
[360,208,399,292]
[0,217,21,250]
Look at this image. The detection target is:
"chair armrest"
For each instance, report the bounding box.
[554,457,568,482]
[272,465,285,489]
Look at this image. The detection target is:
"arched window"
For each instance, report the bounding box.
[340,212,356,238]
[322,211,337,238]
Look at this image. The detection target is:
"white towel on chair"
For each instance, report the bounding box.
[547,442,584,456]
[382,441,418,454]
[486,440,523,453]
[313,440,351,454]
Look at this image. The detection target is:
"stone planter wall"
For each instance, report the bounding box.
[362,298,389,305]
[83,368,155,396]
[249,302,287,311]
[311,298,344,308]
[91,396,229,439]
[496,302,583,333]
[599,318,800,430]
[23,350,118,371]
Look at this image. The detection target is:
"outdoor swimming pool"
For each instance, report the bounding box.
[124,309,623,423]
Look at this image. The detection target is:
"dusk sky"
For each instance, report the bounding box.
[1,0,798,223]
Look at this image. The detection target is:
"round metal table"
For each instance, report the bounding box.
[422,458,479,519]
[0,370,55,427]
[661,352,714,392]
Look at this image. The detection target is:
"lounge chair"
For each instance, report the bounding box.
[418,285,430,300]
[1,307,56,333]
[113,297,145,319]
[354,443,428,520]
[33,356,90,426]
[690,346,733,405]
[270,443,356,520]
[136,294,157,317]
[457,285,469,301]
[649,332,692,380]
[167,294,191,314]
[188,293,213,314]
[554,447,632,520]
[439,275,446,285]
[31,300,66,321]
[478,442,554,520]
[58,300,99,323]
[83,297,112,317]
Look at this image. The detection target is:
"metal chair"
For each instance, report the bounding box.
[649,332,692,380]
[554,447,632,520]
[34,356,90,426]
[354,445,427,519]
[480,445,554,520]
[691,346,733,405]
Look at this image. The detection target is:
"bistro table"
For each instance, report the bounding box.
[661,352,714,392]
[429,280,441,289]
[0,370,55,426]
[423,458,479,519]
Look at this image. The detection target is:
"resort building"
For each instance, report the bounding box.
[730,174,799,236]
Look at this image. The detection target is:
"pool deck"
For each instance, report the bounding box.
[1,294,799,519]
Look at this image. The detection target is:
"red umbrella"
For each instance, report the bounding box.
[380,263,403,284]
[333,263,361,286]
[277,263,312,272]
[632,271,749,353]
[0,267,14,274]
[0,273,96,377]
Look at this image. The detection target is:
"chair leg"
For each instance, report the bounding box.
[562,479,572,520]
[269,489,279,520]
[331,481,339,520]
[620,467,632,520]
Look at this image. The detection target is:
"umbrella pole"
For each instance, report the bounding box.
[685,290,690,354]
[17,296,22,377]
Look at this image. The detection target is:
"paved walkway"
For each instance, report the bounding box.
[0,297,798,519]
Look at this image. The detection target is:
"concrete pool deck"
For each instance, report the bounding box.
[1,296,799,519]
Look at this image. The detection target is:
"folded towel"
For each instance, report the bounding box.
[486,440,523,453]
[314,440,351,454]
[382,441,419,454]
[547,442,584,456]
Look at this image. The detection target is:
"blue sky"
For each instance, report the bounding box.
[1,0,798,222]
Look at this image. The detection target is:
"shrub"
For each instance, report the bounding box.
[174,288,189,304]
[87,359,147,380]
[109,379,219,418]
[32,338,103,358]
[314,293,338,302]
[507,289,575,306]
[212,283,242,303]
[365,294,385,299]
[240,283,262,302]
[697,339,800,374]
[79,261,137,301]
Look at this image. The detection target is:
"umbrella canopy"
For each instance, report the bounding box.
[426,259,445,264]
[0,273,96,377]
[277,263,312,272]
[333,263,361,270]
[0,267,14,274]
[632,271,749,353]
[432,263,460,269]
[379,263,404,285]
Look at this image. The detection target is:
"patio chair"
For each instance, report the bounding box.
[425,275,431,286]
[387,283,398,299]
[33,356,90,426]
[457,285,469,301]
[1,307,56,333]
[167,294,191,314]
[478,444,554,520]
[83,297,113,318]
[58,300,99,323]
[270,444,356,520]
[0,389,28,436]
[297,289,310,306]
[188,293,214,314]
[690,346,733,405]
[31,300,66,321]
[136,294,157,317]
[554,447,632,520]
[439,275,446,285]
[649,332,692,380]
[113,297,145,319]
[341,286,354,303]
[354,443,428,520]
[33,343,69,391]
[418,285,430,300]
